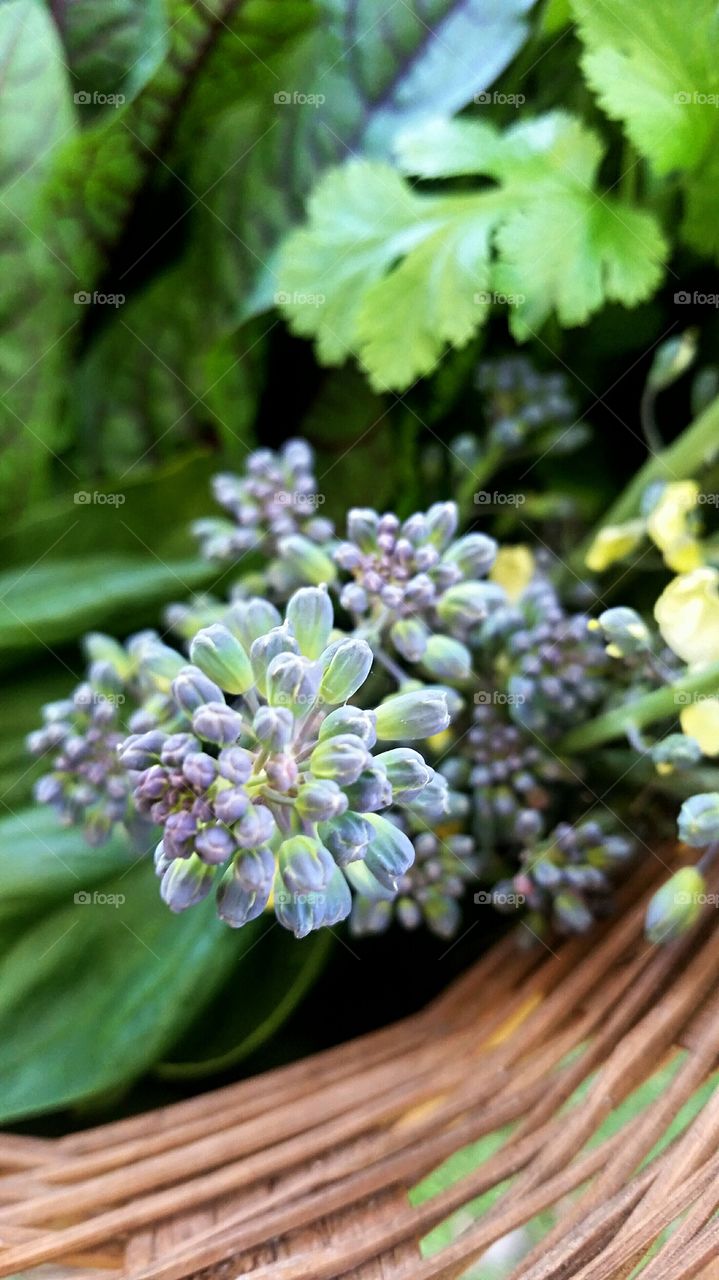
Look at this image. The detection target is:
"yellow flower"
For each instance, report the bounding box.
[585,520,644,572]
[680,699,719,757]
[654,567,719,667]
[490,545,535,601]
[646,480,702,572]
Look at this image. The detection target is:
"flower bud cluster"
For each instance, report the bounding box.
[335,501,499,678]
[494,818,635,935]
[191,440,334,572]
[478,576,609,737]
[119,586,450,936]
[476,355,584,453]
[28,631,185,846]
[351,821,479,940]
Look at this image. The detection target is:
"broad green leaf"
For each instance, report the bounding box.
[0,0,77,513]
[0,555,213,660]
[572,0,719,176]
[278,115,667,389]
[0,855,260,1121]
[49,0,168,107]
[0,806,132,923]
[160,926,333,1076]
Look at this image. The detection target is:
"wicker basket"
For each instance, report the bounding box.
[1,856,719,1280]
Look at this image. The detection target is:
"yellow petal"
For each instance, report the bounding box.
[585,520,644,573]
[655,567,719,667]
[680,699,719,756]
[490,545,535,602]
[647,481,702,571]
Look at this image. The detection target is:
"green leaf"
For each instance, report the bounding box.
[49,0,168,107]
[278,114,667,389]
[0,0,77,513]
[495,187,666,338]
[203,0,537,314]
[0,806,132,924]
[0,554,213,662]
[160,925,333,1076]
[572,0,719,176]
[0,853,259,1121]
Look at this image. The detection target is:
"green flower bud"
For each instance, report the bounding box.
[278,835,335,894]
[278,535,337,586]
[225,597,282,650]
[645,866,706,943]
[374,748,433,801]
[172,665,225,714]
[678,793,719,847]
[391,617,428,663]
[363,813,415,890]
[437,582,502,629]
[319,638,373,704]
[590,607,651,659]
[250,626,299,697]
[134,638,186,690]
[319,810,374,866]
[318,705,377,746]
[295,779,349,822]
[443,532,497,577]
[83,632,131,679]
[160,853,215,912]
[266,653,321,713]
[309,734,371,785]
[216,847,275,927]
[344,858,396,901]
[375,687,450,741]
[651,734,702,776]
[343,765,393,812]
[421,635,472,682]
[425,501,458,550]
[274,865,351,937]
[190,624,254,695]
[286,585,334,659]
[347,508,379,551]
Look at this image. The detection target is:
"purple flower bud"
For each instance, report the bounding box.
[253,704,294,751]
[235,803,276,848]
[173,665,225,715]
[160,733,200,767]
[195,823,237,865]
[213,785,249,824]
[164,809,198,858]
[217,746,254,784]
[160,853,215,912]
[265,753,299,791]
[343,766,393,813]
[182,751,218,791]
[192,702,245,746]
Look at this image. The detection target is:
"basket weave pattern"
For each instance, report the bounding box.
[1,859,718,1280]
